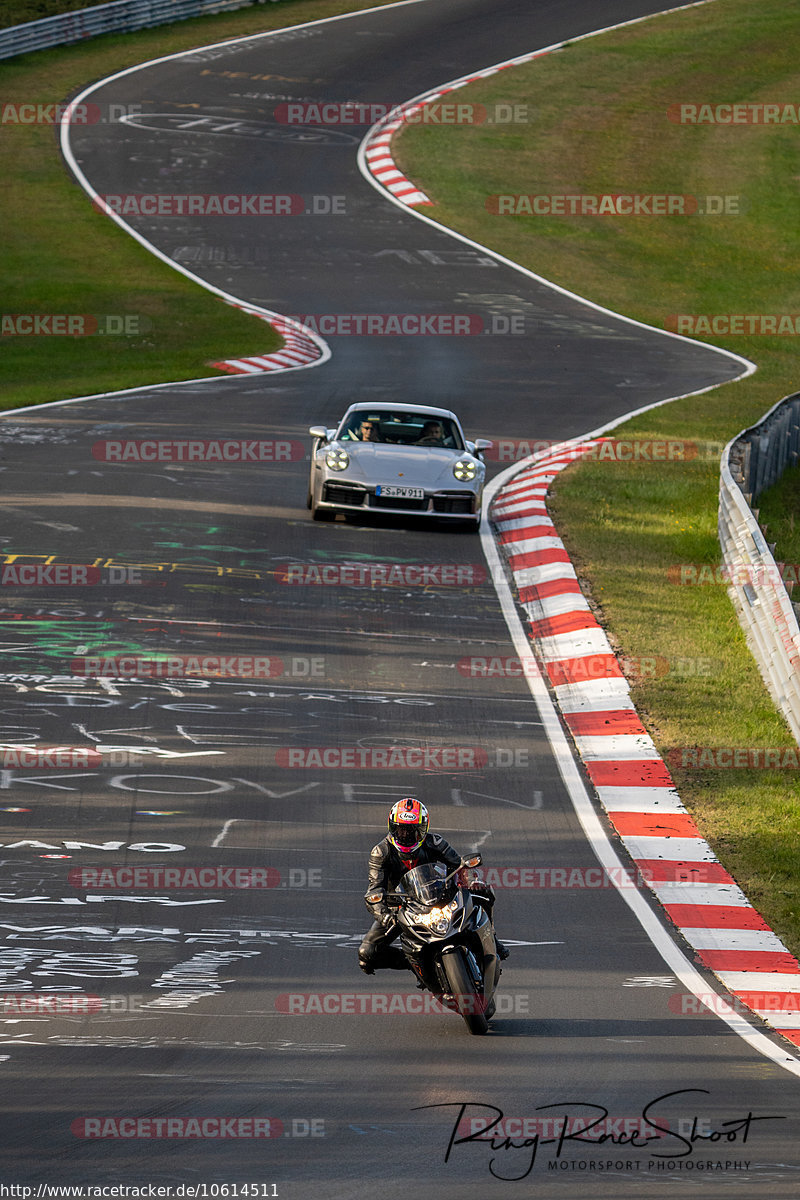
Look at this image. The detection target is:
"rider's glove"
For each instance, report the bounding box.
[470,880,496,904]
[378,909,396,930]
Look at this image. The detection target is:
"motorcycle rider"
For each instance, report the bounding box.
[358,796,509,974]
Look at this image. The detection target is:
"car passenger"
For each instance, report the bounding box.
[343,418,380,442]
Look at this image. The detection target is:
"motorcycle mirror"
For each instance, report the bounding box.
[365,891,384,904]
[461,854,482,868]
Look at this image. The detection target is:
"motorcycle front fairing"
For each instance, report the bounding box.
[396,865,497,995]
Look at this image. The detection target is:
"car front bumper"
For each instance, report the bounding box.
[319,480,480,517]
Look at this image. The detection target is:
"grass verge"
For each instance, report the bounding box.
[0,0,400,409]
[394,0,800,955]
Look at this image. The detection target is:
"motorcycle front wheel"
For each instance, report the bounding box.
[442,950,489,1035]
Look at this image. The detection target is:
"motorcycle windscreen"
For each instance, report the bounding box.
[401,862,455,906]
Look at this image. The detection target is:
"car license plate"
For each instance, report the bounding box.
[376,485,425,499]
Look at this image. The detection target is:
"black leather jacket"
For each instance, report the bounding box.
[364,833,462,923]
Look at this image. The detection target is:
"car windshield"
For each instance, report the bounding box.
[337,411,464,449]
[400,862,457,906]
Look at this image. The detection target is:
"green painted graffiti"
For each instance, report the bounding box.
[0,619,146,662]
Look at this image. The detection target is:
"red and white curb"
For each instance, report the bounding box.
[208,310,324,375]
[491,441,800,1048]
[361,50,551,208]
[362,115,432,206]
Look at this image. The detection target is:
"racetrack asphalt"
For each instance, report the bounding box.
[0,0,798,1195]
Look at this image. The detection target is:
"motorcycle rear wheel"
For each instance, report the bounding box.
[442,950,489,1035]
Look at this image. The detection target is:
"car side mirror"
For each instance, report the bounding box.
[309,426,329,441]
[473,439,492,460]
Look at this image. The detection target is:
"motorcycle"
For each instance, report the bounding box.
[371,853,501,1035]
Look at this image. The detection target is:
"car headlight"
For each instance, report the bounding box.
[453,459,477,482]
[325,448,350,471]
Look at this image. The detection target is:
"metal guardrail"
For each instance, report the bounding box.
[0,0,284,61]
[719,392,800,743]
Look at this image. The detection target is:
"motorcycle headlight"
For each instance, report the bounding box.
[325,447,350,471]
[419,899,458,933]
[453,459,477,482]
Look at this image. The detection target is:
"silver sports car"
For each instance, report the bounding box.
[307,403,492,529]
